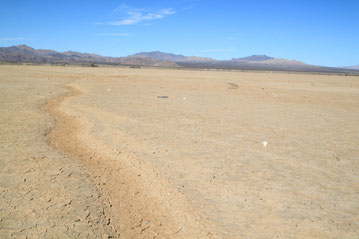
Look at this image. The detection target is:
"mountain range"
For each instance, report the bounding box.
[342,65,359,70]
[0,45,178,67]
[0,45,358,74]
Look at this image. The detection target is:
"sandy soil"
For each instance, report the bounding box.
[1,65,359,238]
[0,66,114,238]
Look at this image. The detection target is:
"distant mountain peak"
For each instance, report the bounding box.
[130,51,186,61]
[15,44,34,50]
[129,51,216,62]
[232,55,274,61]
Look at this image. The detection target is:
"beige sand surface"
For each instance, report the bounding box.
[1,65,359,238]
[0,66,115,238]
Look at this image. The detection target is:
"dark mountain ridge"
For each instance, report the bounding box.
[231,55,274,61]
[0,45,178,67]
[130,51,215,63]
[0,45,358,74]
[130,51,187,61]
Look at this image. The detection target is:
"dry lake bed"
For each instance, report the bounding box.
[1,65,358,238]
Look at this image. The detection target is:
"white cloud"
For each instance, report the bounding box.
[108,5,175,26]
[0,37,25,41]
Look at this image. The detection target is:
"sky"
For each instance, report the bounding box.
[0,0,358,67]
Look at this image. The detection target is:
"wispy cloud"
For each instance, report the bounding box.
[95,33,131,37]
[108,4,175,26]
[200,48,236,53]
[0,37,26,41]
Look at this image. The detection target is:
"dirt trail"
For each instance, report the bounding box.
[44,80,217,238]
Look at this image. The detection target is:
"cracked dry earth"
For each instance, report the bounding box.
[0,67,114,238]
[0,65,214,239]
[1,65,359,238]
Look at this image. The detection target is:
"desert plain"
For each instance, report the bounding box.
[0,65,358,238]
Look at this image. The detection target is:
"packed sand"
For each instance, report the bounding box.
[1,65,359,238]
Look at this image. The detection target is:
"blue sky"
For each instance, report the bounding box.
[1,0,358,66]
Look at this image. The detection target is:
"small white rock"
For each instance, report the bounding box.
[262,141,268,147]
[107,88,111,91]
[183,97,187,100]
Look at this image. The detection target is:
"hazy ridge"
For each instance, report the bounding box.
[0,45,358,74]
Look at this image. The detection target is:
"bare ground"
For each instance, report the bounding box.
[0,67,114,238]
[1,65,359,238]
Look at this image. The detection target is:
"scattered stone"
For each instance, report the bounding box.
[227,83,239,89]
